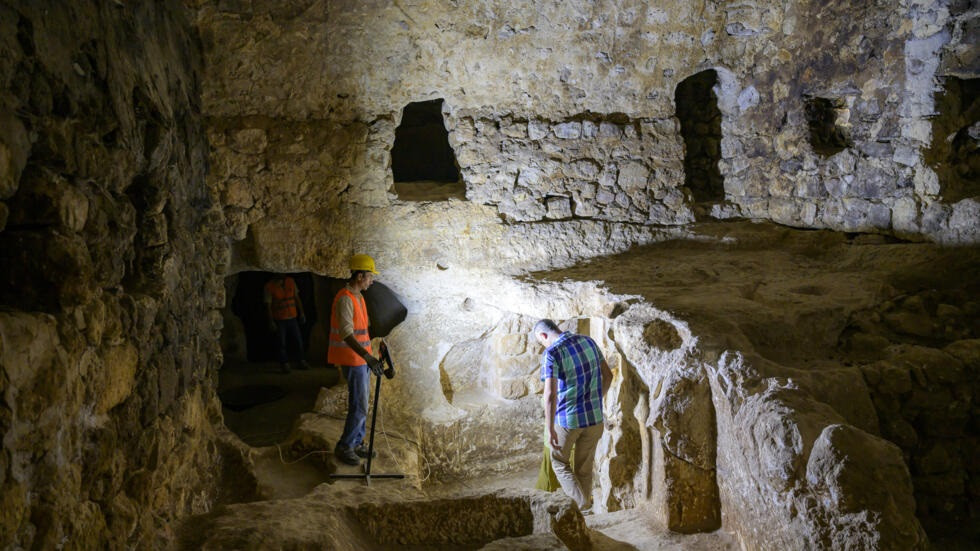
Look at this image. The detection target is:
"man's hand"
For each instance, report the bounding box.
[549,426,561,450]
[366,355,383,377]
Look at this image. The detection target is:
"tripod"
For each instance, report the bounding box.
[331,340,405,484]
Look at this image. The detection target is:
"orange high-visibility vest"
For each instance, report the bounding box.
[266,278,298,320]
[328,287,372,366]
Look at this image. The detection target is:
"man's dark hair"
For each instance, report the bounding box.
[348,270,369,283]
[534,319,561,334]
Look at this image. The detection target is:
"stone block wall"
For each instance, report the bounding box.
[0,1,226,548]
[193,0,979,248]
[720,0,979,243]
[837,277,980,535]
[862,342,980,532]
[450,110,693,225]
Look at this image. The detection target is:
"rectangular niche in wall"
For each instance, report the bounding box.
[391,98,465,201]
[804,96,853,157]
[925,76,978,203]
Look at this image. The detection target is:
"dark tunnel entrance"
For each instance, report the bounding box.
[229,271,317,364]
[675,70,725,203]
[218,272,408,446]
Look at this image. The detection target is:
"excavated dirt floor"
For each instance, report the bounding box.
[200,221,978,549]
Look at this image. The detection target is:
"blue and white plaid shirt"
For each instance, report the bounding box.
[540,332,605,429]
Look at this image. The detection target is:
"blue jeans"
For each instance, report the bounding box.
[275,318,305,364]
[338,364,370,449]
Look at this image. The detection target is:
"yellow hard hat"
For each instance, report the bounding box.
[350,253,379,274]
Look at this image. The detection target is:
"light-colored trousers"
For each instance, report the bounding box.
[549,422,604,509]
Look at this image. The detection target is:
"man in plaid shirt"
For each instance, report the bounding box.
[534,318,613,513]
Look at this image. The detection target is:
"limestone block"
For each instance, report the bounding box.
[946,199,980,244]
[0,312,62,391]
[567,159,600,180]
[97,343,139,414]
[891,196,919,234]
[893,145,920,167]
[222,177,254,208]
[657,445,722,534]
[648,369,721,533]
[545,196,572,219]
[528,120,549,140]
[877,361,913,395]
[944,339,980,370]
[805,424,927,549]
[501,120,528,139]
[0,111,29,200]
[493,333,528,356]
[598,122,622,138]
[552,122,582,139]
[581,120,597,139]
[499,378,528,400]
[616,161,648,192]
[60,186,90,232]
[913,166,940,197]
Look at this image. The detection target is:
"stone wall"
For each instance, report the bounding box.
[605,305,722,533]
[721,0,980,243]
[845,283,980,535]
[0,1,227,548]
[862,342,980,534]
[706,352,929,550]
[193,0,979,249]
[451,109,692,224]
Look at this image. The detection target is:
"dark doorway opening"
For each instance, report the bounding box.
[391,99,465,201]
[675,70,725,203]
[925,76,979,203]
[804,96,853,157]
[230,271,317,363]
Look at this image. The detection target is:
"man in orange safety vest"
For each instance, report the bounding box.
[264,274,309,373]
[328,254,383,466]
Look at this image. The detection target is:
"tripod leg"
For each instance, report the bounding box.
[330,360,404,483]
[364,372,382,478]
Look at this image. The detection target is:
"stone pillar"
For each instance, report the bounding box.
[649,368,722,533]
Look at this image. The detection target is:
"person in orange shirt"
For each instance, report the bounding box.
[328,254,383,466]
[264,275,309,373]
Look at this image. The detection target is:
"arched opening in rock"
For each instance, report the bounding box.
[925,76,979,203]
[391,99,465,201]
[804,96,853,157]
[675,70,724,203]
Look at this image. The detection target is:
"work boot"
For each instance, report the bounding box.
[354,443,376,459]
[334,445,360,466]
[279,363,290,373]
